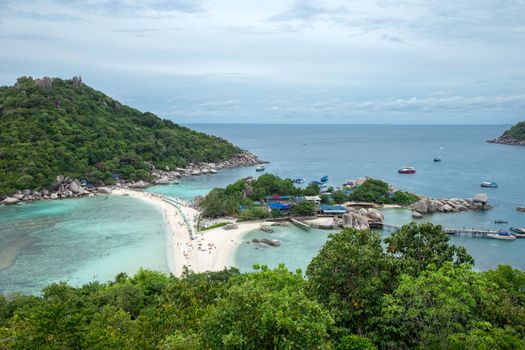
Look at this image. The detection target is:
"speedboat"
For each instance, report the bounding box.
[481,181,498,188]
[255,165,265,172]
[494,220,507,224]
[517,207,525,212]
[320,175,329,183]
[487,231,516,240]
[309,180,322,186]
[398,166,416,174]
[293,178,305,184]
[434,157,442,162]
[510,227,525,237]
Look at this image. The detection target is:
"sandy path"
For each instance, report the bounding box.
[112,189,262,276]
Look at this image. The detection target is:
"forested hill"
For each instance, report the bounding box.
[0,76,242,195]
[488,120,525,145]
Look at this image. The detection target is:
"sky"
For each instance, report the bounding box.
[1,0,524,124]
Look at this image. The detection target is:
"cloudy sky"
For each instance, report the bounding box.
[1,0,524,124]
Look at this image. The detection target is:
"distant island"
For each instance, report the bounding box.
[0,76,259,197]
[488,120,525,145]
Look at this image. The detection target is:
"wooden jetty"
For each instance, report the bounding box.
[370,222,498,238]
[442,228,498,237]
[290,218,310,230]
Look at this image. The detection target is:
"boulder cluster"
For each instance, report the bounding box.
[151,152,263,184]
[325,208,385,230]
[487,135,525,146]
[410,194,491,219]
[0,175,113,205]
[1,152,263,205]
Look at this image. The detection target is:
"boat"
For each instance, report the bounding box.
[510,227,525,237]
[434,157,442,162]
[487,231,516,240]
[517,207,525,212]
[398,166,416,174]
[255,165,265,172]
[481,181,498,188]
[494,220,508,224]
[309,180,323,186]
[293,178,305,184]
[320,175,329,183]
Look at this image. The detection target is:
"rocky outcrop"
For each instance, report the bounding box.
[340,207,385,230]
[411,194,492,216]
[488,134,525,146]
[149,151,264,183]
[252,238,280,246]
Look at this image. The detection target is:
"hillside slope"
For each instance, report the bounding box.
[488,120,525,145]
[0,76,242,195]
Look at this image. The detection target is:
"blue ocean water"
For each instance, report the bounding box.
[2,124,525,294]
[175,124,525,272]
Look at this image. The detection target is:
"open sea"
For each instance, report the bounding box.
[2,124,525,293]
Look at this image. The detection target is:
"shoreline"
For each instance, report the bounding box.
[112,189,263,276]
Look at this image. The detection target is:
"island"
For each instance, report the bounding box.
[488,120,525,145]
[0,76,262,202]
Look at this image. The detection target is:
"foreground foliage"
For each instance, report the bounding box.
[0,77,241,195]
[2,223,525,349]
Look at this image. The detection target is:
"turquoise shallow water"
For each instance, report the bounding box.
[2,124,525,294]
[0,196,168,295]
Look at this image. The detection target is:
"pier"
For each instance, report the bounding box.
[442,228,498,237]
[371,222,499,238]
[290,218,310,230]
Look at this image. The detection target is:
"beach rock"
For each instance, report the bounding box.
[427,200,438,213]
[442,204,453,212]
[14,193,25,200]
[22,189,32,196]
[69,181,82,194]
[411,211,423,219]
[342,212,369,230]
[155,178,169,184]
[1,197,20,205]
[98,187,112,194]
[413,199,428,214]
[366,208,384,222]
[473,193,488,203]
[50,193,58,199]
[41,189,49,196]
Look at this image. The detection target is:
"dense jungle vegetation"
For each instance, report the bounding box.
[1,223,524,349]
[0,76,241,195]
[503,120,525,141]
[200,175,418,219]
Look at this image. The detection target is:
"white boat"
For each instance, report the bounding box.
[209,169,217,174]
[487,231,516,240]
[481,181,498,188]
[255,165,265,172]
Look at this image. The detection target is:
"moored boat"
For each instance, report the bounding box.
[320,175,329,183]
[481,181,498,188]
[517,207,525,212]
[434,157,442,162]
[494,220,507,224]
[510,227,525,237]
[487,231,516,240]
[293,178,305,184]
[398,166,416,174]
[255,165,265,172]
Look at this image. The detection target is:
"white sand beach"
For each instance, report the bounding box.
[113,189,262,276]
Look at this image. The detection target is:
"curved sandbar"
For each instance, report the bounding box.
[112,189,262,276]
